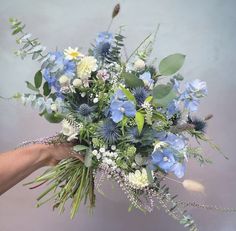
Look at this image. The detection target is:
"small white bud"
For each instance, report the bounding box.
[93,97,99,103]
[134,59,145,71]
[111,145,116,151]
[99,147,105,153]
[50,103,57,112]
[72,78,82,88]
[59,75,70,86]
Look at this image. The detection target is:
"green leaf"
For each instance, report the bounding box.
[25,81,39,92]
[152,84,176,107]
[146,166,154,184]
[122,72,144,88]
[43,82,51,96]
[84,149,93,167]
[159,53,186,76]
[44,112,63,123]
[144,96,153,103]
[120,86,136,103]
[34,70,42,88]
[135,112,145,134]
[73,145,89,152]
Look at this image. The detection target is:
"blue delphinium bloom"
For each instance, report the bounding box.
[171,162,186,178]
[167,100,179,118]
[94,32,113,60]
[180,79,207,112]
[112,89,126,101]
[162,133,186,151]
[150,148,186,178]
[151,148,176,172]
[139,72,154,88]
[110,100,136,123]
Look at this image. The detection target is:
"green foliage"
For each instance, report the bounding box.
[9,18,48,62]
[187,147,212,166]
[34,70,43,88]
[152,84,176,107]
[159,53,186,76]
[43,82,51,96]
[25,81,39,92]
[44,112,64,123]
[123,72,144,88]
[135,111,145,134]
[120,86,136,103]
[105,31,125,64]
[73,145,89,152]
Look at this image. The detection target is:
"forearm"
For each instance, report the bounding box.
[0,144,50,195]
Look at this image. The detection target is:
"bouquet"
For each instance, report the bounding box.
[6,4,235,231]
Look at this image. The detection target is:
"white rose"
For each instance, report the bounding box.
[134,59,145,71]
[61,119,78,141]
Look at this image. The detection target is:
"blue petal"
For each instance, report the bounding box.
[123,101,136,117]
[171,162,186,178]
[111,110,123,123]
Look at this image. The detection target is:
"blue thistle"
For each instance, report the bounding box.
[97,119,120,144]
[94,42,111,59]
[188,116,207,133]
[132,87,148,105]
[78,104,93,116]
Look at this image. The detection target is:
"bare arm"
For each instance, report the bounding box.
[0,144,74,195]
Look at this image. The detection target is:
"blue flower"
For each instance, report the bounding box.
[162,133,186,151]
[151,148,176,172]
[94,32,113,59]
[171,162,186,178]
[180,79,207,112]
[110,100,136,123]
[167,100,179,118]
[150,148,186,178]
[96,32,113,44]
[139,72,154,88]
[112,89,126,101]
[97,119,120,144]
[132,87,148,105]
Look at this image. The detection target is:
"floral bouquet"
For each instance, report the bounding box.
[6,4,235,231]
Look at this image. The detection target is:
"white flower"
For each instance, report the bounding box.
[133,59,145,71]
[72,78,82,88]
[92,150,98,155]
[64,47,84,60]
[93,97,99,104]
[99,147,105,153]
[96,153,101,160]
[81,92,86,98]
[77,56,98,79]
[61,119,79,141]
[59,75,70,86]
[128,168,149,188]
[111,145,116,151]
[50,103,57,112]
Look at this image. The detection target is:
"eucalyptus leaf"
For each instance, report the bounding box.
[34,70,42,88]
[152,84,176,107]
[123,72,144,88]
[84,149,93,167]
[146,166,154,184]
[159,53,185,76]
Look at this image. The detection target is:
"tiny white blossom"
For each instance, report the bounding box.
[99,147,105,153]
[59,75,70,86]
[92,150,98,155]
[72,78,82,88]
[93,97,99,103]
[111,145,116,151]
[133,59,145,71]
[81,92,86,97]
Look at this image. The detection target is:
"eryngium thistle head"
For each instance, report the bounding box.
[188,116,207,132]
[94,42,111,59]
[78,104,92,116]
[97,119,120,144]
[112,3,120,18]
[132,87,148,105]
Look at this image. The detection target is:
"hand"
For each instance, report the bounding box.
[38,143,84,166]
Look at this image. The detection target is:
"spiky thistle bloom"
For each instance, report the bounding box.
[132,87,148,106]
[188,116,207,133]
[97,119,120,144]
[78,103,93,116]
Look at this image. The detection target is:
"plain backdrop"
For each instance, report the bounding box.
[0,0,236,230]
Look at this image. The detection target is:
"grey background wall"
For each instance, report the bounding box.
[0,0,236,230]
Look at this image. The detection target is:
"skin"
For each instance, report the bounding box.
[0,143,82,195]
